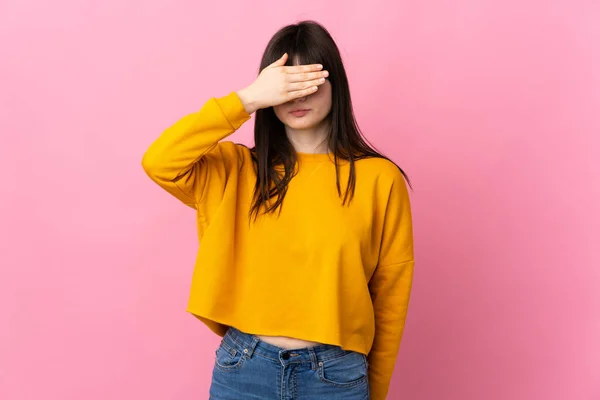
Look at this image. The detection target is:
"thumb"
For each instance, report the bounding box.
[267,52,288,69]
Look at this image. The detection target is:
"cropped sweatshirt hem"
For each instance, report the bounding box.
[187,308,371,356]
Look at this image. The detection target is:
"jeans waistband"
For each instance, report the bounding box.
[222,326,354,367]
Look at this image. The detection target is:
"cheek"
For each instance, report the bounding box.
[313,96,332,116]
[313,84,332,109]
[273,106,287,121]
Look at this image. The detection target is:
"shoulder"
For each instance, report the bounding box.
[201,141,254,172]
[354,156,410,205]
[356,156,406,184]
[207,141,254,160]
[217,141,252,156]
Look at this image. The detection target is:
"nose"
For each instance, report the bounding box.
[292,95,307,103]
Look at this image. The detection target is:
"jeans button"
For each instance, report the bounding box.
[281,352,290,360]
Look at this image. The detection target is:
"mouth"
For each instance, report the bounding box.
[290,109,311,117]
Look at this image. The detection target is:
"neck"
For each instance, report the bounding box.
[285,119,331,154]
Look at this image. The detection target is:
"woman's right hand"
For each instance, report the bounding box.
[236,53,329,114]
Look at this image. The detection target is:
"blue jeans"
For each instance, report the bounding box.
[209,326,370,399]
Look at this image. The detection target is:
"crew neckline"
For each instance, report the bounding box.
[296,151,335,162]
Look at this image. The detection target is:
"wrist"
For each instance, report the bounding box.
[236,86,259,115]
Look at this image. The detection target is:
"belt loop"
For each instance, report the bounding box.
[244,332,260,358]
[228,326,259,359]
[308,347,318,370]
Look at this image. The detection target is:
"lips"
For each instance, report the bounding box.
[290,109,310,117]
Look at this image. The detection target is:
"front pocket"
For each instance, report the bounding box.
[214,341,246,371]
[318,351,368,388]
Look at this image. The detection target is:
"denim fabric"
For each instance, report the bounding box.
[209,326,370,399]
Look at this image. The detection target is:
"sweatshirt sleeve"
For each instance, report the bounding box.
[367,169,415,400]
[141,91,251,208]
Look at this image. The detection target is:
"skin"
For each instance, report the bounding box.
[236,54,332,349]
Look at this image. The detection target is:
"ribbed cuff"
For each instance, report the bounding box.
[215,91,252,129]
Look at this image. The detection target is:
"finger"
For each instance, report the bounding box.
[287,70,329,83]
[287,85,319,99]
[266,53,288,69]
[287,77,327,92]
[283,63,323,74]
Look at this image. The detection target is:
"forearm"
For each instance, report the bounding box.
[367,260,414,400]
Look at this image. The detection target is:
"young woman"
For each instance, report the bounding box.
[142,20,415,400]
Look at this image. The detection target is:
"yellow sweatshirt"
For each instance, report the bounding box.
[142,91,415,400]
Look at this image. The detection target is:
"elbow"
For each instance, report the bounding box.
[141,149,161,180]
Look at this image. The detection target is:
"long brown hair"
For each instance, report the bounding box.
[250,20,412,220]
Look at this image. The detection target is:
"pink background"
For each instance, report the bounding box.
[1,1,599,399]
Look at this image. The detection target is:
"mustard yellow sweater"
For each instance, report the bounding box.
[142,91,415,400]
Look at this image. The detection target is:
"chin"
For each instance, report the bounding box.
[285,118,320,130]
